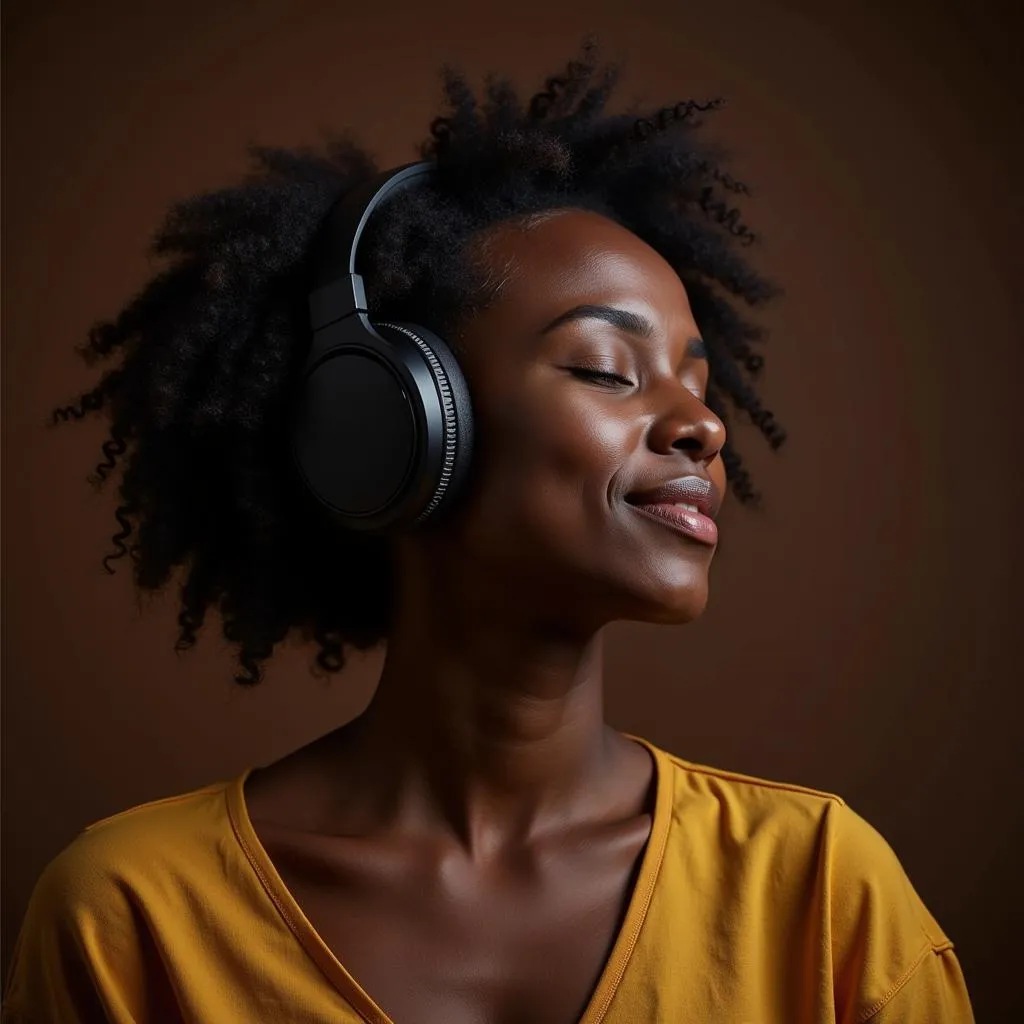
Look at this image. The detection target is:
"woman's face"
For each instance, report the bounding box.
[427,208,728,631]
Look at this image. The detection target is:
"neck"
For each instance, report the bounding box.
[337,549,622,858]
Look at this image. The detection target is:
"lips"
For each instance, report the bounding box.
[624,475,722,521]
[623,475,722,546]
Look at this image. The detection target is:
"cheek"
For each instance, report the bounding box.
[466,393,633,549]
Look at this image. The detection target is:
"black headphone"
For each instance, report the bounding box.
[289,161,475,535]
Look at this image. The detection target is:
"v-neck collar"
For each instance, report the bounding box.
[226,732,673,1024]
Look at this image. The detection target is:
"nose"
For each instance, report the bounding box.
[647,380,726,466]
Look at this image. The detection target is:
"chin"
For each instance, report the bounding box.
[606,575,710,627]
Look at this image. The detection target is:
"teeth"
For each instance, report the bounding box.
[675,503,699,513]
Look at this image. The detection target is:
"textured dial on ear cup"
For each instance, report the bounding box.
[373,321,475,525]
[376,322,456,521]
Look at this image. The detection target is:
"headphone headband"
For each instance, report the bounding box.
[308,161,435,332]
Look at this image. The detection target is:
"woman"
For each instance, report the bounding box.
[3,39,974,1024]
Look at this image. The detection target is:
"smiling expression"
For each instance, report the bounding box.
[417,207,729,632]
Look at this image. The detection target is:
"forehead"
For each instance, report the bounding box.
[471,208,695,331]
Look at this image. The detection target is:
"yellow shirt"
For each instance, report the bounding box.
[2,734,975,1023]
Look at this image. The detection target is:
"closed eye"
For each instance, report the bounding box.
[567,367,636,388]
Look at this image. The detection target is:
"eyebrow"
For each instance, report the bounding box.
[540,303,706,359]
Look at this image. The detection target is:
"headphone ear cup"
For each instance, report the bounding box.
[372,321,474,525]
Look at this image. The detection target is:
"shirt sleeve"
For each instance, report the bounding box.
[827,801,976,1024]
[2,837,146,1024]
[861,944,975,1023]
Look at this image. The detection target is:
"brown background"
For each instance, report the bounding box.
[3,0,1021,1019]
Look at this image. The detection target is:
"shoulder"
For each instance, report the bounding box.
[637,735,974,1020]
[4,778,249,1011]
[656,742,947,938]
[22,775,236,929]
[3,776,244,1015]
[661,744,847,812]
[645,738,962,1017]
[79,774,231,840]
[650,740,849,842]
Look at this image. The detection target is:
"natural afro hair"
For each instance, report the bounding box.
[49,36,787,688]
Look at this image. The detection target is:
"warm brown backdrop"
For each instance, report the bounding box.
[3,0,1021,1018]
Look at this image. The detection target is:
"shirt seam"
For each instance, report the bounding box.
[585,739,673,1022]
[82,783,225,832]
[224,776,390,1024]
[855,940,949,1023]
[662,752,847,805]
